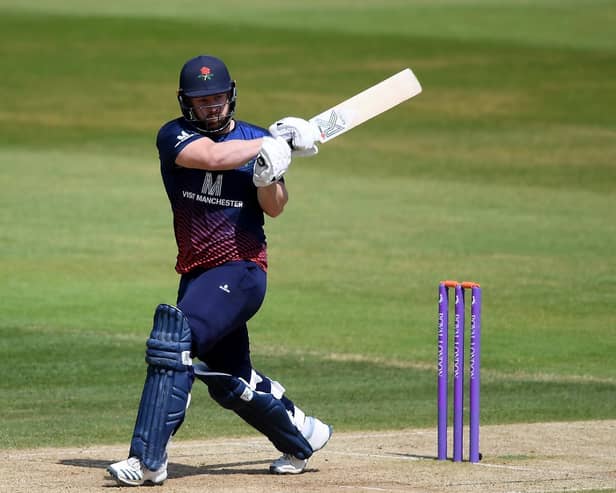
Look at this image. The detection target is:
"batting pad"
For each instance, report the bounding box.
[129,304,193,471]
[195,364,313,459]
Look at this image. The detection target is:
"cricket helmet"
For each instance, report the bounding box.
[177,55,237,134]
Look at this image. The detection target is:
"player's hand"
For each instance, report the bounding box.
[269,117,319,157]
[253,136,292,187]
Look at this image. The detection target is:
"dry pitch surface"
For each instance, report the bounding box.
[1,421,615,492]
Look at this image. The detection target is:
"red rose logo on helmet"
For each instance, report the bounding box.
[198,66,213,81]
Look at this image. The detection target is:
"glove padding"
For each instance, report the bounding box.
[269,117,319,157]
[253,136,292,187]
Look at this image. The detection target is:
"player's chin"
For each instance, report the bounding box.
[202,116,231,133]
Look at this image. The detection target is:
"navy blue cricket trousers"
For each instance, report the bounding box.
[177,260,266,382]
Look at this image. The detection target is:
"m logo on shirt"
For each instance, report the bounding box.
[202,172,223,197]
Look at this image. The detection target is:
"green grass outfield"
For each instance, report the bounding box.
[1,0,615,459]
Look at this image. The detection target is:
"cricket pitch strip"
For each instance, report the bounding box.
[1,420,614,492]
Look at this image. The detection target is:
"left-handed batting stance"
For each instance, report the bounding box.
[106,55,332,487]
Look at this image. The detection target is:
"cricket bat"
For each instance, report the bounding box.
[309,68,422,143]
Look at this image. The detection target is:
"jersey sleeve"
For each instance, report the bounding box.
[156,119,204,169]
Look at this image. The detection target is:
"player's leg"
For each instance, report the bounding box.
[178,260,332,473]
[177,260,266,355]
[197,325,333,474]
[107,304,193,486]
[252,368,333,474]
[254,371,333,474]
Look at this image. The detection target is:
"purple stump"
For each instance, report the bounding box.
[437,283,449,460]
[469,286,482,463]
[453,284,465,462]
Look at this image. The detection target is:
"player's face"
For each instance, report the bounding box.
[190,93,230,131]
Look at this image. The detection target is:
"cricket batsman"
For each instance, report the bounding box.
[107,54,332,486]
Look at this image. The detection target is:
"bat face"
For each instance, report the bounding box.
[308,68,422,143]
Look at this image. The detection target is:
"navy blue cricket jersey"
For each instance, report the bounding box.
[157,118,270,274]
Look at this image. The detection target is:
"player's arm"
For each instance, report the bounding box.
[176,136,263,170]
[257,181,288,218]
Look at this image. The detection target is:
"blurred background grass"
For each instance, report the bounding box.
[0,1,614,448]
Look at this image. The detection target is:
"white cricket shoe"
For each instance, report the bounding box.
[106,456,167,486]
[269,416,333,475]
[269,454,309,474]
